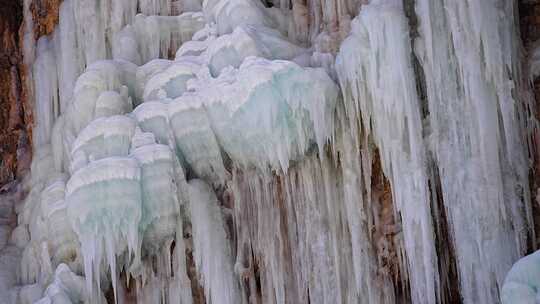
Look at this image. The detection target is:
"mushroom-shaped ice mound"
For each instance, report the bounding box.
[70,115,136,172]
[34,263,106,304]
[135,59,173,103]
[176,38,215,59]
[94,90,132,118]
[65,60,137,135]
[192,57,338,171]
[203,0,281,35]
[203,25,306,76]
[131,144,180,253]
[143,61,201,101]
[168,93,227,186]
[131,128,158,149]
[39,176,81,270]
[66,157,142,299]
[133,101,171,145]
[502,251,540,304]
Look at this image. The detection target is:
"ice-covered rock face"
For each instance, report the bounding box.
[336,4,438,302]
[9,0,534,303]
[113,12,206,65]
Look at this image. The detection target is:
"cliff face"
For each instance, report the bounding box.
[0,1,26,185]
[0,0,62,186]
[29,0,62,38]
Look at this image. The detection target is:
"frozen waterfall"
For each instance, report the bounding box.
[0,0,536,303]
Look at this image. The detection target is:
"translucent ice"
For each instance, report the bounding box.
[113,13,205,65]
[11,0,535,303]
[66,157,142,300]
[188,179,240,304]
[131,144,180,254]
[502,250,540,304]
[143,60,201,101]
[71,115,137,168]
[168,57,338,174]
[414,0,532,302]
[336,2,438,303]
[202,0,285,35]
[34,263,106,304]
[202,25,306,75]
[133,101,171,145]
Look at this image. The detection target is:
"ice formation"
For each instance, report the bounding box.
[336,3,437,303]
[1,0,536,303]
[501,251,540,304]
[413,1,531,303]
[188,179,240,304]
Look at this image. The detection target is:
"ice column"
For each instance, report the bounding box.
[414,0,532,303]
[188,179,240,304]
[336,2,438,303]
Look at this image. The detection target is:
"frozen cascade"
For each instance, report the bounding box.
[336,2,438,303]
[230,153,397,303]
[3,0,538,303]
[187,179,240,304]
[413,0,532,303]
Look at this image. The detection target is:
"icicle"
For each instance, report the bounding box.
[414,0,531,303]
[336,1,438,303]
[187,179,240,304]
[66,157,142,303]
[32,37,59,149]
[13,0,535,302]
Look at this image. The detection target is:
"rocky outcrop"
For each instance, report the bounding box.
[0,1,28,185]
[0,0,63,187]
[29,0,62,38]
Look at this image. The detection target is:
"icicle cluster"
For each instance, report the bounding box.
[1,0,535,303]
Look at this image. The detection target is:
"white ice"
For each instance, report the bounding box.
[8,0,535,303]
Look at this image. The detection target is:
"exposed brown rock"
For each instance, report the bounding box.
[184,223,207,304]
[291,0,362,51]
[369,149,409,301]
[0,0,28,186]
[29,0,62,38]
[0,0,64,187]
[428,166,461,304]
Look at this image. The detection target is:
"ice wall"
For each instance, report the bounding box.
[336,3,437,303]
[413,1,532,303]
[4,0,536,303]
